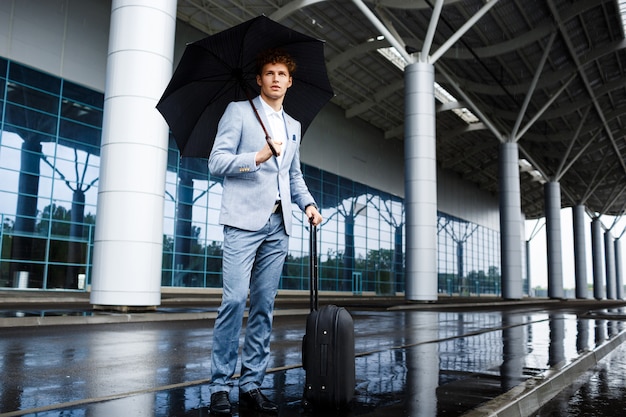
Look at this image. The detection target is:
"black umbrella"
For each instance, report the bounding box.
[156,15,334,158]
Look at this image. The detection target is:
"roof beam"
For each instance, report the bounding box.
[548,0,626,174]
[581,159,620,204]
[346,79,403,118]
[438,64,505,143]
[430,0,501,64]
[512,31,557,140]
[327,38,390,72]
[352,0,416,65]
[555,107,593,181]
[270,0,328,21]
[514,73,577,143]
[600,182,626,216]
[421,0,444,59]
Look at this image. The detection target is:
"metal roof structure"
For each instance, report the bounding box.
[176,0,626,221]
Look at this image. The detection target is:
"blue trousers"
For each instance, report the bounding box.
[209,212,288,394]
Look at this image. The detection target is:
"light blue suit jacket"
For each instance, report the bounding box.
[208,96,317,236]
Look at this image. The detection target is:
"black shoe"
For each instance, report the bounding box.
[209,391,231,416]
[239,388,278,414]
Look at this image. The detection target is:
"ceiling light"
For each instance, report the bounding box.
[518,159,533,171]
[618,0,626,37]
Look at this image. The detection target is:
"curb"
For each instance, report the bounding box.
[460,329,626,417]
[0,308,311,328]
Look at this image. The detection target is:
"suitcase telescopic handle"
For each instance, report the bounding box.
[309,224,319,312]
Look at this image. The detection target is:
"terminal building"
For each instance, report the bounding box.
[0,0,624,308]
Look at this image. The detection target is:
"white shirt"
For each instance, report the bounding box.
[260,98,288,168]
[260,98,288,201]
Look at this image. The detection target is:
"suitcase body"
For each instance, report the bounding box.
[302,225,355,409]
[302,303,355,409]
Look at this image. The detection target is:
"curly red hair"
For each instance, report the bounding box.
[255,48,296,76]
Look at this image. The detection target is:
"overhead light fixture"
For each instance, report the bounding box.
[519,159,546,183]
[618,0,626,37]
[518,159,533,171]
[529,170,547,184]
[376,45,407,72]
[377,45,479,124]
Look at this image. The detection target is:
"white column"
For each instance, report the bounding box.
[545,182,563,299]
[405,312,439,415]
[591,218,605,300]
[615,239,624,299]
[604,231,616,299]
[499,142,523,299]
[404,62,438,301]
[90,0,176,308]
[572,205,588,299]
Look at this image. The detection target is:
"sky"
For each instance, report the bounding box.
[526,208,626,290]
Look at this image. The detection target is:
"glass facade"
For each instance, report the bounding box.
[438,213,502,296]
[0,58,502,295]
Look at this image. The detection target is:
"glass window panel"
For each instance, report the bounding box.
[62,80,103,109]
[46,263,71,289]
[9,63,60,94]
[5,104,58,137]
[6,82,59,115]
[59,118,102,147]
[0,57,7,78]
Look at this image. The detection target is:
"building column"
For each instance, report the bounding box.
[572,205,588,299]
[404,62,437,301]
[90,0,177,309]
[591,218,605,300]
[499,142,523,299]
[544,182,563,299]
[615,239,624,299]
[525,240,532,296]
[604,231,616,299]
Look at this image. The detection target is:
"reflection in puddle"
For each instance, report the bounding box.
[537,341,626,417]
[3,308,626,417]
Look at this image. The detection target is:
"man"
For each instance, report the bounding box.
[207,48,323,415]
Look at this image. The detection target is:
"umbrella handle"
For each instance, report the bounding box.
[245,95,278,158]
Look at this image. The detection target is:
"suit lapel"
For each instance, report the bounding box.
[252,96,299,169]
[252,96,271,138]
[251,96,279,168]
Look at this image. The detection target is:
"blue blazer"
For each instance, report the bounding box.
[208,96,317,236]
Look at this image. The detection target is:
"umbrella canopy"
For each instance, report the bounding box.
[157,15,334,158]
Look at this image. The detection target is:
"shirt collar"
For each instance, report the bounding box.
[259,97,283,119]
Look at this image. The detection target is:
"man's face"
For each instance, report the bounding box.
[256,62,292,101]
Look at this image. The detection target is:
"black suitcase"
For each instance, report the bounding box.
[302,224,355,410]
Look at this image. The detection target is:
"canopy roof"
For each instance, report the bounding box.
[176,0,626,220]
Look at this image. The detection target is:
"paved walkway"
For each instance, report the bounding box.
[1,290,626,416]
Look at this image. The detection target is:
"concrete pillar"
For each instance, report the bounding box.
[499,142,523,299]
[544,182,563,299]
[525,240,532,296]
[604,231,616,299]
[572,205,588,299]
[500,314,525,390]
[405,312,439,415]
[591,218,605,299]
[90,0,176,308]
[403,62,437,301]
[615,239,624,299]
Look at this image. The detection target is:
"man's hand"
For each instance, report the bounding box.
[255,139,282,165]
[306,205,322,226]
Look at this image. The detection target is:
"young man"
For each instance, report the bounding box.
[207,48,323,415]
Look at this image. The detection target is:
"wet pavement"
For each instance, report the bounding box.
[1,294,626,417]
[534,340,626,416]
